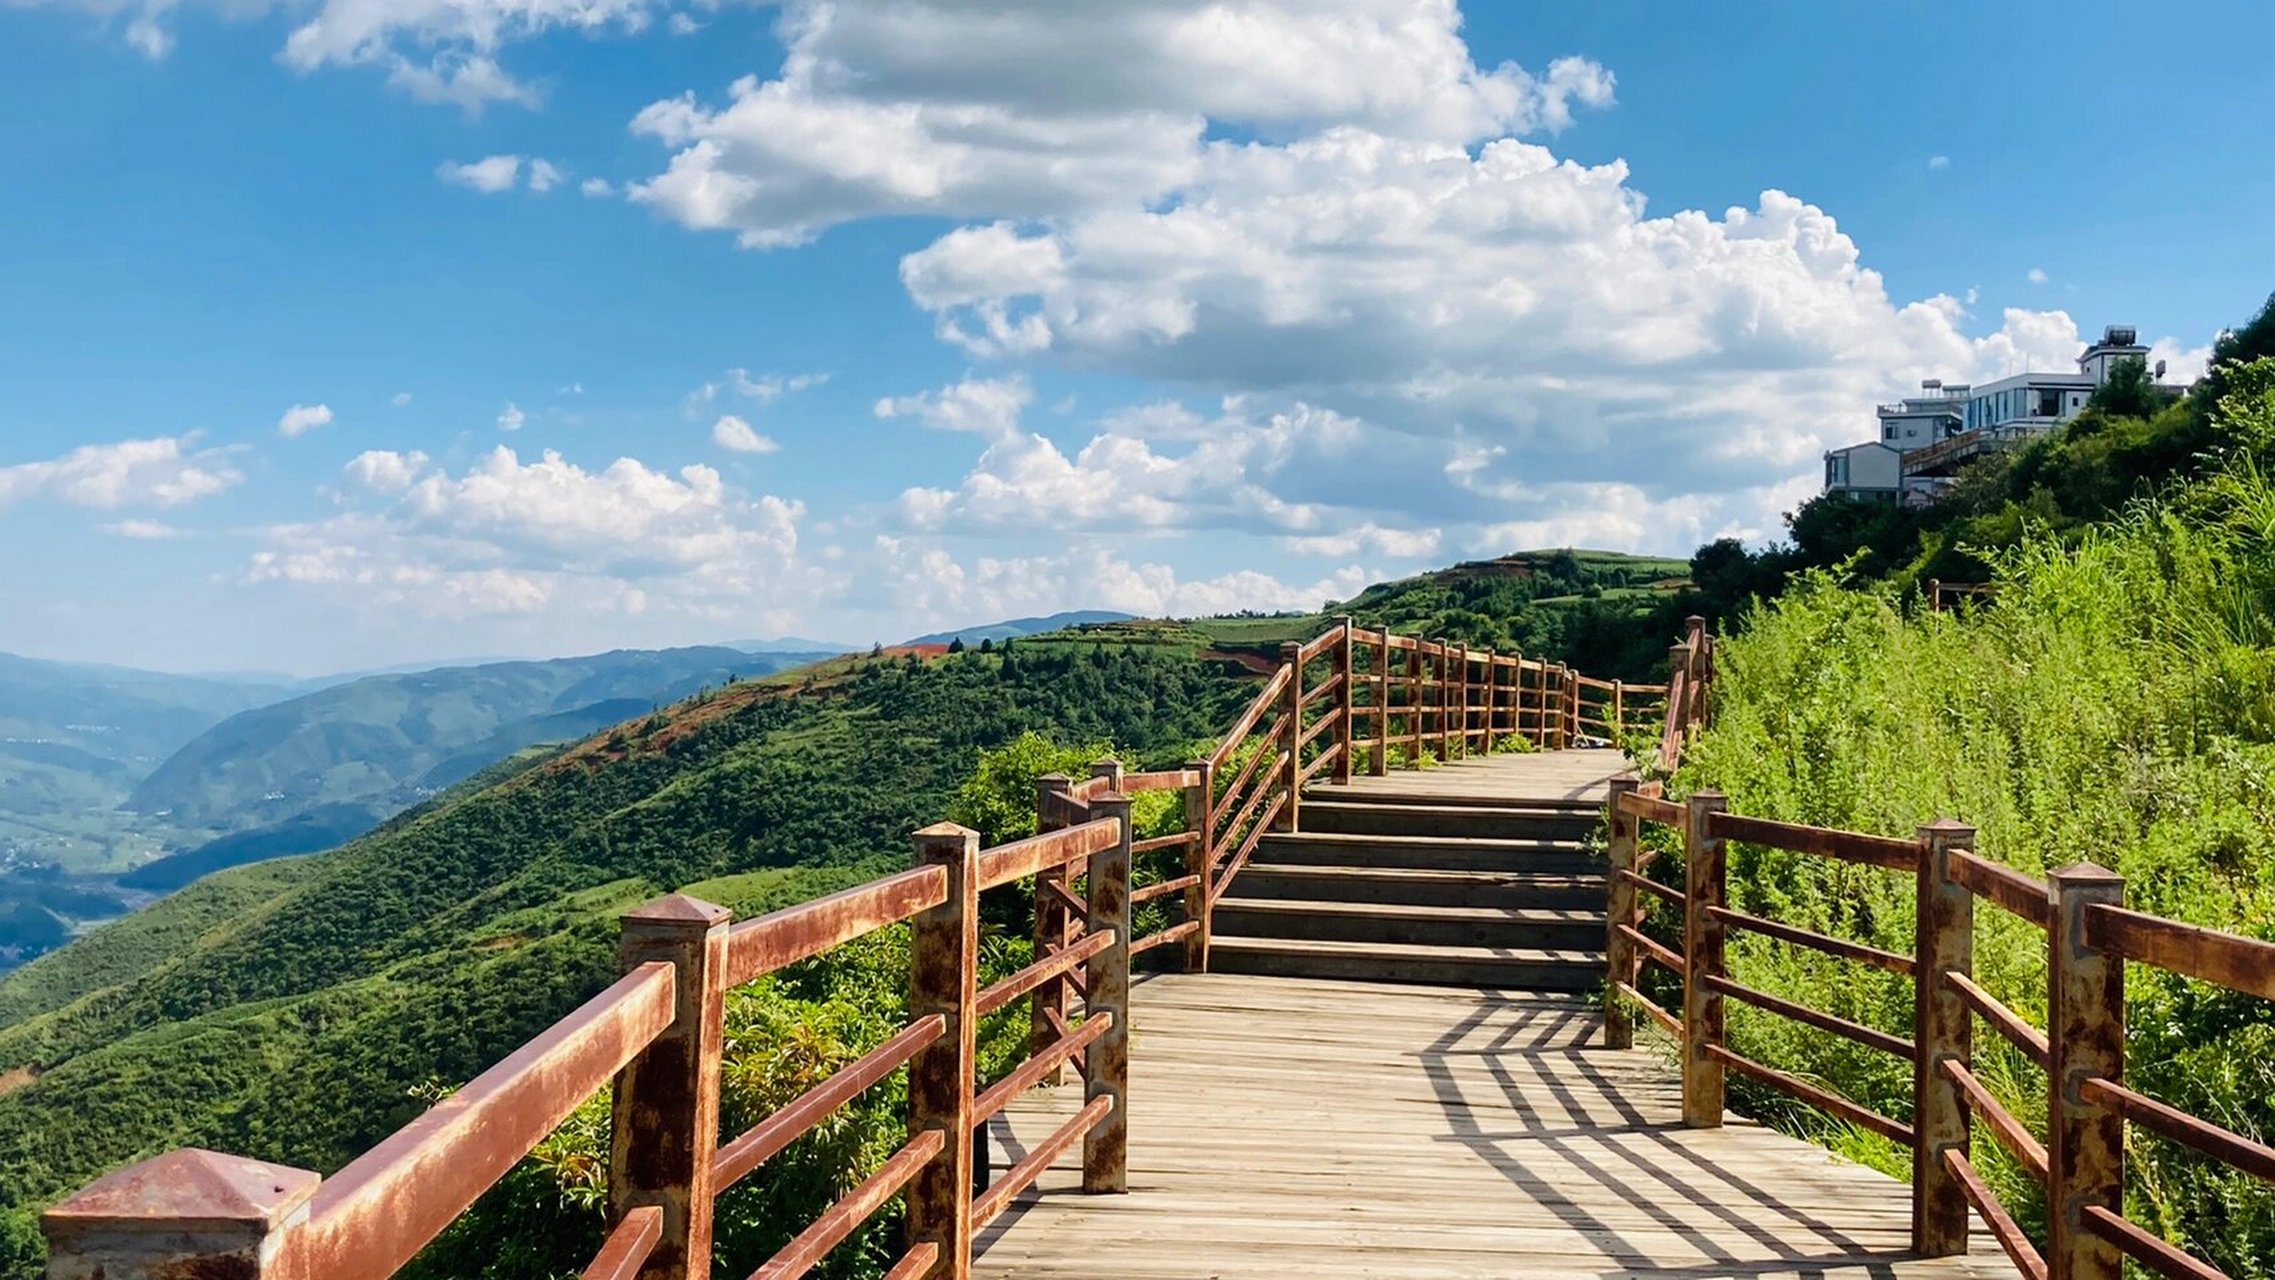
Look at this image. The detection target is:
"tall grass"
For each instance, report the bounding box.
[1679,462,2275,1275]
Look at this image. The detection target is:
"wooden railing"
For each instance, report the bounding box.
[40,617,1655,1280]
[1606,779,2275,1280]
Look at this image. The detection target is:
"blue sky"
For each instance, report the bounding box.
[2,0,2269,675]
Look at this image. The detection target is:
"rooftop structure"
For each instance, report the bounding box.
[1825,325,2165,503]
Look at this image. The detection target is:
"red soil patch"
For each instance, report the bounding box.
[1203,648,1281,676]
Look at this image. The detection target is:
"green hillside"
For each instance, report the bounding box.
[0,642,1245,1275]
[127,646,820,832]
[1154,548,1691,680]
[0,652,293,875]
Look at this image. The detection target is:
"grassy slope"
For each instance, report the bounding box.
[1675,482,2275,1274]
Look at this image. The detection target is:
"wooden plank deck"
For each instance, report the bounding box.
[1315,748,1633,806]
[975,975,2019,1278]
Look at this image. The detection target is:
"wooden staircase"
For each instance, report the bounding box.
[1209,785,1608,990]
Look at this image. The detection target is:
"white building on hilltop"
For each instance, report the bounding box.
[1824,325,2163,503]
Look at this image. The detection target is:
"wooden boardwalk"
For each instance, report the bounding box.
[975,751,2018,1279]
[975,976,2018,1278]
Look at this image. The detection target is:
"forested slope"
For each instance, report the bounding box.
[0,640,1245,1275]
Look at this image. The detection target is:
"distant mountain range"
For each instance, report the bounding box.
[0,645,829,967]
[0,612,1137,954]
[125,645,829,845]
[903,609,1136,646]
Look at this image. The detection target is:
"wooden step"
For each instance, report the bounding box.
[1226,863,1606,911]
[1304,786,1606,813]
[1214,898,1606,951]
[1254,832,1598,875]
[1297,800,1598,842]
[1208,936,1603,990]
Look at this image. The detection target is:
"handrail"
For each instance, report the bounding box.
[2085,904,2275,999]
[976,818,1119,890]
[725,865,949,987]
[1948,849,2053,929]
[273,961,679,1280]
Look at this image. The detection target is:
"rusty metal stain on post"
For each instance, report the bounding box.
[1682,792,1729,1128]
[1603,776,1641,1051]
[1031,774,1074,1087]
[609,893,730,1280]
[1278,643,1302,833]
[906,822,978,1280]
[1182,759,1214,973]
[1912,820,1975,1257]
[1083,791,1134,1194]
[41,1148,321,1280]
[2047,863,2125,1280]
[1333,618,1356,785]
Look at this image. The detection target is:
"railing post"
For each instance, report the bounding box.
[610,893,731,1280]
[1537,659,1556,750]
[42,1149,320,1280]
[1475,649,1493,753]
[1685,617,1711,731]
[1407,638,1424,766]
[1092,757,1124,791]
[1278,642,1302,830]
[2048,863,2125,1280]
[1365,632,1383,782]
[1450,643,1467,759]
[1604,775,1641,1050]
[1912,820,1976,1257]
[1334,617,1355,785]
[1439,643,1456,759]
[1031,773,1074,1086]
[1083,791,1134,1194]
[907,823,979,1280]
[1612,679,1625,738]
[1682,791,1729,1128]
[1183,758,1214,972]
[1669,642,1690,750]
[1927,577,1942,613]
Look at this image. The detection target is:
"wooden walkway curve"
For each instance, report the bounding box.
[974,751,2020,1279]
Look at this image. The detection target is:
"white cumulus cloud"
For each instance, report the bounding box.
[712,414,779,454]
[497,402,526,432]
[628,0,1614,247]
[0,436,243,511]
[278,402,334,437]
[438,154,524,194]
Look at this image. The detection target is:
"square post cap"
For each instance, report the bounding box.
[45,1148,320,1235]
